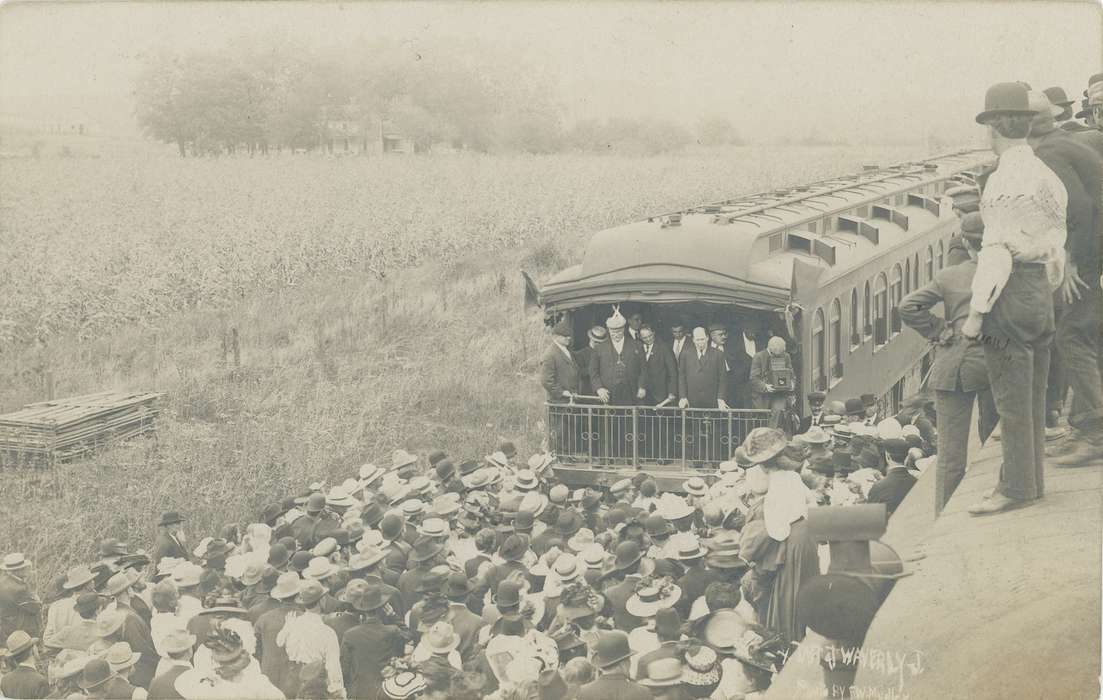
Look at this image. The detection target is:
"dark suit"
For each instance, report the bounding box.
[589,337,645,461]
[575,346,596,395]
[0,665,49,699]
[640,341,678,460]
[542,343,582,457]
[151,532,188,569]
[867,467,917,515]
[722,344,754,408]
[116,602,158,688]
[577,672,652,700]
[290,513,344,550]
[0,571,41,640]
[147,663,189,700]
[448,603,483,665]
[255,604,298,698]
[678,346,727,462]
[602,574,642,632]
[798,412,825,434]
[341,619,405,700]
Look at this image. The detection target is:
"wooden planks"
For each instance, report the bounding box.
[0,391,162,464]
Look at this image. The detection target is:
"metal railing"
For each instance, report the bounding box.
[547,401,771,469]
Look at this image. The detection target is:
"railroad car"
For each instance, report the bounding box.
[524,149,994,490]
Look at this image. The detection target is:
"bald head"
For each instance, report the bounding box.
[692,327,708,353]
[768,336,787,355]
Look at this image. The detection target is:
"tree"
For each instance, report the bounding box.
[696,115,743,146]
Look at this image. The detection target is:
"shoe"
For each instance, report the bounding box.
[1051,441,1103,468]
[1045,434,1078,457]
[967,492,1036,516]
[1044,426,1069,441]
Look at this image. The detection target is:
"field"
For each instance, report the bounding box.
[0,143,933,592]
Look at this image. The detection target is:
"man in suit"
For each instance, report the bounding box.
[710,323,754,409]
[575,326,607,396]
[147,629,195,700]
[0,631,49,699]
[639,324,678,462]
[340,581,405,700]
[254,572,303,698]
[0,554,41,640]
[798,392,828,433]
[99,572,158,688]
[578,631,651,700]
[590,308,646,462]
[670,320,690,366]
[601,543,645,632]
[626,307,645,342]
[542,317,582,458]
[152,511,189,570]
[678,327,729,463]
[867,439,918,516]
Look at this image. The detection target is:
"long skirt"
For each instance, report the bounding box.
[765,517,820,643]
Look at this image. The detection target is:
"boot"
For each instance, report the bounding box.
[1051,433,1103,468]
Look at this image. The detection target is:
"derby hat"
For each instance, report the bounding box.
[427,450,447,467]
[494,580,523,609]
[499,533,530,562]
[158,511,185,528]
[360,502,386,527]
[591,631,633,668]
[0,553,31,571]
[860,393,877,407]
[741,427,788,465]
[807,391,827,404]
[104,641,141,672]
[443,572,472,598]
[409,538,445,564]
[612,541,643,571]
[644,513,673,538]
[434,460,456,482]
[379,514,404,541]
[513,510,535,533]
[290,551,313,572]
[305,493,328,514]
[62,565,96,590]
[1044,85,1074,107]
[976,81,1036,124]
[266,543,291,570]
[683,476,709,498]
[270,572,301,600]
[639,657,685,687]
[554,510,584,537]
[843,398,865,416]
[4,630,37,657]
[78,659,115,691]
[296,579,326,606]
[626,581,682,618]
[392,449,419,470]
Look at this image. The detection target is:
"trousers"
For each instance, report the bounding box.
[981,266,1054,501]
[1045,292,1068,419]
[1056,287,1103,434]
[934,388,999,513]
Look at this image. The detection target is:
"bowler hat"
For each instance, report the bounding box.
[494,580,523,608]
[360,502,385,527]
[554,510,583,537]
[427,450,447,467]
[844,398,865,415]
[591,631,633,668]
[267,543,291,569]
[612,541,643,571]
[807,391,826,404]
[306,493,327,513]
[860,394,877,407]
[499,441,517,459]
[78,659,115,691]
[961,212,984,242]
[443,572,472,598]
[290,551,313,572]
[158,511,185,528]
[976,81,1036,124]
[946,185,981,213]
[552,318,572,336]
[409,538,445,564]
[513,511,535,533]
[434,460,455,481]
[1043,86,1074,107]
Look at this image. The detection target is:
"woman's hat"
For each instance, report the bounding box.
[382,671,427,699]
[976,81,1037,124]
[639,657,685,687]
[78,659,115,691]
[391,450,419,471]
[423,621,460,654]
[103,641,141,672]
[741,428,788,464]
[625,580,682,618]
[800,426,832,445]
[591,631,633,668]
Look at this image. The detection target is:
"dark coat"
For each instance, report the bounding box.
[798,412,826,434]
[640,341,678,403]
[324,610,360,644]
[867,467,918,515]
[0,665,50,699]
[147,663,189,700]
[723,344,754,407]
[247,596,281,625]
[341,619,405,700]
[151,532,189,569]
[602,574,642,631]
[448,603,484,664]
[589,337,646,405]
[95,676,140,700]
[0,571,41,639]
[900,261,990,393]
[677,346,727,408]
[255,604,298,697]
[675,564,723,619]
[749,349,793,406]
[116,602,158,689]
[574,346,596,395]
[291,513,344,550]
[577,672,652,700]
[542,344,581,402]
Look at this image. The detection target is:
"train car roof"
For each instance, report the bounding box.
[537,149,993,313]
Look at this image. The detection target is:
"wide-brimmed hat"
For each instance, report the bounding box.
[56,651,92,681]
[666,532,707,561]
[566,528,595,553]
[1043,85,1074,107]
[554,510,584,537]
[517,492,549,519]
[741,428,788,464]
[270,572,301,600]
[527,452,555,475]
[4,630,37,657]
[658,494,694,521]
[350,545,387,571]
[100,572,133,598]
[358,462,386,487]
[203,538,233,561]
[639,657,685,687]
[626,580,682,618]
[158,511,185,528]
[159,628,196,656]
[417,517,449,539]
[295,579,326,606]
[409,538,445,564]
[325,485,358,509]
[499,533,530,562]
[382,671,427,699]
[513,469,539,491]
[302,556,339,581]
[701,609,752,652]
[78,659,115,691]
[103,641,141,672]
[0,553,30,571]
[976,81,1037,124]
[422,621,460,654]
[62,565,96,590]
[591,631,633,668]
[391,449,419,470]
[800,426,832,445]
[703,531,746,570]
[683,477,709,498]
[171,562,204,588]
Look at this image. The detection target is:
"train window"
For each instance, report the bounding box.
[863,280,872,339]
[850,288,861,349]
[913,253,920,288]
[891,264,904,335]
[830,299,843,381]
[769,232,784,252]
[874,273,888,347]
[937,241,945,270]
[812,308,826,391]
[926,246,934,281]
[904,258,912,294]
[788,234,812,254]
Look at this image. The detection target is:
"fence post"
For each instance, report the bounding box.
[680,410,687,469]
[631,407,638,469]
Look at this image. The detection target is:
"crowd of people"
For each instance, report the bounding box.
[0,74,1099,700]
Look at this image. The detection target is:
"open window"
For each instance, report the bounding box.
[891,264,904,335]
[830,298,843,382]
[849,288,861,348]
[863,280,873,340]
[874,273,888,347]
[812,307,826,392]
[925,246,934,281]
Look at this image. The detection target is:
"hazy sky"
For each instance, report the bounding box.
[1,1,1100,143]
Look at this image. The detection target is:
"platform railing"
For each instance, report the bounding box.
[546,401,771,469]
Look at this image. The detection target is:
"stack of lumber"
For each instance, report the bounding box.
[0,391,162,463]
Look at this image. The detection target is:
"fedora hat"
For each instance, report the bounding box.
[0,553,30,571]
[591,631,633,668]
[78,659,115,691]
[499,534,530,562]
[800,426,832,445]
[4,630,37,657]
[639,657,685,687]
[423,621,459,654]
[350,545,387,571]
[158,511,185,528]
[62,565,96,590]
[96,610,129,638]
[683,476,709,498]
[104,641,141,672]
[554,510,583,537]
[270,572,301,600]
[101,572,133,597]
[358,462,385,486]
[1044,85,1074,107]
[976,81,1036,124]
[392,449,419,470]
[159,628,196,656]
[612,541,643,571]
[741,428,787,465]
[494,580,523,609]
[566,527,595,553]
[409,538,445,564]
[302,556,339,581]
[625,580,682,618]
[171,562,203,588]
[443,572,472,598]
[296,579,326,606]
[326,485,358,509]
[666,532,707,561]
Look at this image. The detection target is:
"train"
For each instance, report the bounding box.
[524,149,995,490]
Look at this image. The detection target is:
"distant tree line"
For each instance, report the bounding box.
[133,40,743,157]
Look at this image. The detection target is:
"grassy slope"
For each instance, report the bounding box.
[0,145,931,593]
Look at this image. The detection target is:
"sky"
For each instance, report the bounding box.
[0,1,1100,143]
